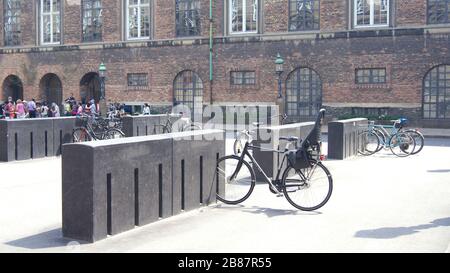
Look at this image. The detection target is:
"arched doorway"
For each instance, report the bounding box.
[80,72,101,104]
[285,67,322,119]
[39,73,63,106]
[2,75,23,102]
[173,70,204,119]
[423,65,450,119]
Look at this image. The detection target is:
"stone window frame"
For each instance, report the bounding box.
[351,65,392,91]
[353,0,390,28]
[227,0,260,35]
[3,0,22,46]
[81,0,103,42]
[288,0,320,32]
[125,0,152,41]
[175,0,202,37]
[39,0,63,45]
[427,0,450,25]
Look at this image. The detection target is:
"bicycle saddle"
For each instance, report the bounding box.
[279,136,299,142]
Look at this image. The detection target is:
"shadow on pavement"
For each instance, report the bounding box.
[215,204,321,217]
[354,217,450,239]
[427,169,450,173]
[6,228,87,250]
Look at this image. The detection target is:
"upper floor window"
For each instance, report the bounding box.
[40,0,61,45]
[354,0,389,28]
[126,0,151,40]
[176,0,201,37]
[3,0,21,46]
[289,0,320,31]
[355,68,386,84]
[128,73,148,87]
[230,71,256,86]
[229,0,258,34]
[82,0,103,42]
[428,0,450,24]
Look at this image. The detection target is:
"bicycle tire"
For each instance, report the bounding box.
[216,155,256,205]
[403,130,424,155]
[358,130,380,156]
[281,159,333,211]
[389,132,415,157]
[373,128,387,152]
[183,123,202,131]
[73,127,93,142]
[104,128,125,140]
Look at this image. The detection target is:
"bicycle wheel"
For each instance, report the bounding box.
[73,128,93,142]
[216,155,256,205]
[104,128,125,140]
[389,132,415,157]
[403,130,424,155]
[183,123,202,131]
[281,159,333,211]
[373,128,387,152]
[358,131,380,156]
[155,124,171,134]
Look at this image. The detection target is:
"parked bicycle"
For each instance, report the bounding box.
[233,114,288,156]
[154,112,202,133]
[358,118,420,157]
[73,114,125,142]
[215,109,332,211]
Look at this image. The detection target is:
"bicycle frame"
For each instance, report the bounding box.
[231,142,295,195]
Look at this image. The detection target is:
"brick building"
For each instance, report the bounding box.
[0,0,449,127]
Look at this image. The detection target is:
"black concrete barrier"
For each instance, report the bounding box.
[0,117,78,162]
[121,114,182,137]
[328,118,368,160]
[62,129,225,243]
[252,122,315,181]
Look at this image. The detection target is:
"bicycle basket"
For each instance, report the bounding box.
[287,148,312,170]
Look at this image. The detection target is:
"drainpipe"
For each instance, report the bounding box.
[209,0,214,105]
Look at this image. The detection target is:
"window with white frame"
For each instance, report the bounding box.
[40,0,61,45]
[354,0,389,27]
[126,0,151,40]
[229,0,258,34]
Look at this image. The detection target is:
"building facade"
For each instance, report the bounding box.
[0,0,449,127]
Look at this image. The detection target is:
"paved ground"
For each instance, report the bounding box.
[0,137,449,253]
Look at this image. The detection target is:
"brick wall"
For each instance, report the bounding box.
[396,0,427,27]
[321,0,348,31]
[64,0,82,45]
[264,0,289,33]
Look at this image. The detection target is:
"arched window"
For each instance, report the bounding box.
[423,65,450,119]
[2,75,23,102]
[39,73,63,106]
[174,70,203,118]
[286,67,322,117]
[80,72,101,104]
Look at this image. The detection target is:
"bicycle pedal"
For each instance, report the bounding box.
[276,193,284,198]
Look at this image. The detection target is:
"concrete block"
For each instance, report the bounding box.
[53,117,77,156]
[328,118,368,160]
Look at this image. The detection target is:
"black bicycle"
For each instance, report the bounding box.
[215,109,333,211]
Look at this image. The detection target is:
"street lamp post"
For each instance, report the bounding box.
[99,63,107,117]
[275,53,285,125]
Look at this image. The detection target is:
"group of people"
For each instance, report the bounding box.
[0,94,106,120]
[0,97,61,119]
